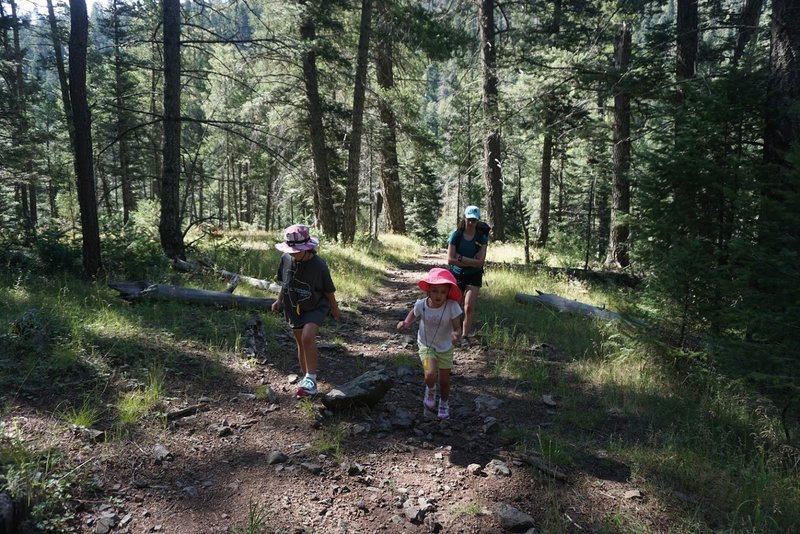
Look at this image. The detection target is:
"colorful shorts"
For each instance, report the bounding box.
[418,345,454,370]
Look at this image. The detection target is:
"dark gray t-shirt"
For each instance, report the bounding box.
[276,253,336,327]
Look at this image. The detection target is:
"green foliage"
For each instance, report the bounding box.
[0,427,81,533]
[406,159,443,246]
[100,218,168,279]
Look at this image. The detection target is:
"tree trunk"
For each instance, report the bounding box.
[160,0,185,260]
[300,3,337,238]
[479,0,504,240]
[68,0,102,277]
[10,0,35,230]
[149,43,162,199]
[672,0,699,222]
[760,0,800,242]
[46,0,74,143]
[733,0,764,67]
[607,23,632,269]
[341,0,372,243]
[537,109,554,248]
[676,0,698,100]
[374,0,405,234]
[112,0,135,224]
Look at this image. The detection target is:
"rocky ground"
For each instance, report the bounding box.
[25,250,674,533]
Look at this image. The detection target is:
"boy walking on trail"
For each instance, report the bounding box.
[271,224,340,398]
[397,268,463,420]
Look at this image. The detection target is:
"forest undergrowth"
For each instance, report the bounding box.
[0,229,798,532]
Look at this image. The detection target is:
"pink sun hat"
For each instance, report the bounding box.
[275,224,320,253]
[418,267,462,301]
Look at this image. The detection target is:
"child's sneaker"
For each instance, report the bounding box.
[423,386,436,412]
[296,376,317,398]
[437,400,450,420]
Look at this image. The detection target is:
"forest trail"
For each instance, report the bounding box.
[71,248,669,533]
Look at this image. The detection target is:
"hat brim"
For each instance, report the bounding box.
[275,236,319,253]
[418,279,462,302]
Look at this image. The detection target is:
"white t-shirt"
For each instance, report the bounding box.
[412,298,463,352]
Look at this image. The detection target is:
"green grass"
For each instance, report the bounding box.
[117,364,165,426]
[59,398,102,428]
[231,499,271,534]
[2,233,799,532]
[296,397,316,419]
[449,502,484,517]
[475,244,800,530]
[307,423,348,462]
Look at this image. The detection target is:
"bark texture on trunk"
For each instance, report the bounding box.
[342,0,372,243]
[536,110,554,248]
[300,6,338,238]
[479,0,504,240]
[69,0,103,276]
[160,0,185,259]
[375,0,405,233]
[607,23,632,269]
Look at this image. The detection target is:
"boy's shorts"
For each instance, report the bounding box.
[419,346,454,370]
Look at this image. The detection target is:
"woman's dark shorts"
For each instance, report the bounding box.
[453,269,483,292]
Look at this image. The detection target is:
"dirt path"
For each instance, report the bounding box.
[79,250,658,533]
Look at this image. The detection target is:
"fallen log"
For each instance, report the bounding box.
[108,280,275,310]
[515,290,626,322]
[198,257,280,293]
[172,257,282,293]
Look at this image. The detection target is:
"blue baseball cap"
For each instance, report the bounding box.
[464,205,481,219]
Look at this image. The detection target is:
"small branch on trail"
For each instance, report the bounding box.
[166,403,211,421]
[515,291,628,322]
[108,280,275,310]
[517,454,568,481]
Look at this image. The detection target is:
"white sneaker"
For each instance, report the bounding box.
[437,400,450,420]
[423,386,436,411]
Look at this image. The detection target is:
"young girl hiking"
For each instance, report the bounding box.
[397,268,463,420]
[271,224,340,398]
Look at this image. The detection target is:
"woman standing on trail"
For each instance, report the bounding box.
[397,267,463,420]
[447,205,489,344]
[271,224,340,398]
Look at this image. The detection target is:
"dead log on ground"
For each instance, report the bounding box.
[515,290,636,324]
[172,257,280,293]
[108,280,275,310]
